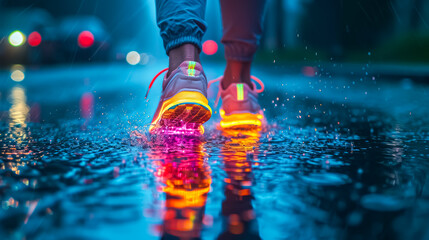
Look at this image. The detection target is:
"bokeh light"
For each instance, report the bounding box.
[78,31,95,48]
[202,40,218,55]
[8,31,26,47]
[302,66,316,77]
[10,71,25,82]
[80,92,94,120]
[9,86,29,128]
[28,31,42,47]
[11,70,25,82]
[126,51,140,65]
[140,53,149,65]
[10,65,25,82]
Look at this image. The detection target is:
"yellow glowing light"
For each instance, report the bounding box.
[220,109,225,117]
[163,181,211,200]
[198,125,205,134]
[219,112,264,129]
[237,83,244,100]
[11,70,25,82]
[8,86,30,146]
[9,31,26,47]
[187,61,196,76]
[220,119,262,128]
[10,87,29,127]
[126,51,140,65]
[166,195,208,208]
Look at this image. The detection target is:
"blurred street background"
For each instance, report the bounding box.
[1,0,429,66]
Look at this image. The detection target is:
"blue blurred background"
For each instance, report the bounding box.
[1,0,429,65]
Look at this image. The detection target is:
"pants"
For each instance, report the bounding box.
[155,0,267,61]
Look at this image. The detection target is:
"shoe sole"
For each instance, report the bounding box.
[219,111,264,129]
[150,91,212,135]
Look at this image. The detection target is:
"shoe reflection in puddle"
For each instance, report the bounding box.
[148,135,211,239]
[217,128,262,240]
[147,128,262,239]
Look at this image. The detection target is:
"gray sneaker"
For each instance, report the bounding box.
[208,76,265,129]
[147,61,212,135]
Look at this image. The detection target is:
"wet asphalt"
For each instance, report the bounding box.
[0,62,428,240]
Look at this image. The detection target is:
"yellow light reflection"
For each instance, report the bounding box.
[220,127,262,237]
[9,87,30,129]
[10,65,25,82]
[221,128,261,194]
[1,86,31,176]
[11,70,25,82]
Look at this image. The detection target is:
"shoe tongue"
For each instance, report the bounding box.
[221,82,255,100]
[163,61,203,89]
[222,82,254,93]
[178,61,203,75]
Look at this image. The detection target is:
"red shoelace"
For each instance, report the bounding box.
[145,68,169,99]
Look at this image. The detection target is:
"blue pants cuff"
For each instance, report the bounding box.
[165,36,202,54]
[223,43,257,61]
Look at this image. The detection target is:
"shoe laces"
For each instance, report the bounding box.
[145,68,169,99]
[207,75,264,108]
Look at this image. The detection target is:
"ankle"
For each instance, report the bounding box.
[222,60,253,90]
[167,44,200,77]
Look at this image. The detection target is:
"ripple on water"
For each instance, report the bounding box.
[301,172,351,186]
[360,194,410,212]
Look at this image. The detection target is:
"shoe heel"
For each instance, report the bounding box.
[163,91,211,122]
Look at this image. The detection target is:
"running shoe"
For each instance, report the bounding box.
[146,61,212,135]
[208,76,265,129]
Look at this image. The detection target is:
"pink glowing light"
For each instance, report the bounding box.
[302,66,317,77]
[202,40,218,55]
[80,92,94,120]
[28,31,42,47]
[78,31,94,48]
[153,122,202,136]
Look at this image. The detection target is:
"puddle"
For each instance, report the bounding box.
[0,65,428,239]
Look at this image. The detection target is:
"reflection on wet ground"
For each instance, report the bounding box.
[0,64,428,240]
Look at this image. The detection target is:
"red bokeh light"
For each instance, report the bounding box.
[28,31,42,47]
[302,66,317,77]
[78,31,94,48]
[80,92,94,119]
[202,40,218,55]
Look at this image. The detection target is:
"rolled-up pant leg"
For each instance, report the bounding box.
[156,0,207,55]
[220,0,267,61]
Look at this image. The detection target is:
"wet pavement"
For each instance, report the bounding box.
[0,62,428,240]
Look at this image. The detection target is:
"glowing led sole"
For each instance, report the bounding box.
[150,91,212,135]
[219,111,264,129]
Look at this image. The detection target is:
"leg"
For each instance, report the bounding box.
[220,0,267,89]
[150,0,212,135]
[156,0,207,76]
[216,0,267,129]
